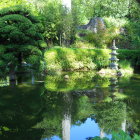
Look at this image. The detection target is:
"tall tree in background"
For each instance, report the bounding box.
[72,0,140,24]
[30,0,74,46]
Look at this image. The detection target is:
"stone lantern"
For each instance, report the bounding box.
[109,40,119,70]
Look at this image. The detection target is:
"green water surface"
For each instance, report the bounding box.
[0,72,140,140]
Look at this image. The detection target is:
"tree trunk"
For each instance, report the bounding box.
[121,105,127,132]
[62,113,71,140]
[9,64,16,86]
[18,52,22,72]
[31,71,35,85]
[121,119,126,132]
[62,93,72,140]
[100,128,105,139]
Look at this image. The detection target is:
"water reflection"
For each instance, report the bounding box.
[0,72,140,140]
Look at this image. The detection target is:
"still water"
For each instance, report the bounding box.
[0,72,140,140]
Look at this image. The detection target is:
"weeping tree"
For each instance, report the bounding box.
[0,5,44,84]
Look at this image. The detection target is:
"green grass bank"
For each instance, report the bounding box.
[44,47,140,72]
[44,47,110,72]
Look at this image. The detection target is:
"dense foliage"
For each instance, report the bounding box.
[44,47,140,72]
[0,0,140,139]
[118,49,140,66]
[0,5,44,75]
[44,47,110,72]
[0,0,140,75]
[92,130,140,140]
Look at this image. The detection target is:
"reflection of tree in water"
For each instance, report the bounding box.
[1,72,140,140]
[62,93,72,140]
[125,100,140,136]
[89,74,140,138]
[116,74,140,135]
[0,84,45,140]
[41,72,126,139]
[92,101,126,134]
[0,129,44,140]
[35,90,94,140]
[44,72,111,92]
[91,76,127,137]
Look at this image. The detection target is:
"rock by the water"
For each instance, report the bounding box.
[64,75,69,79]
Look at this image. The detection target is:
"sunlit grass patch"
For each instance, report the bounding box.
[44,47,110,72]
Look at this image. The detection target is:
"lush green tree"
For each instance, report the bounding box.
[25,0,75,46]
[37,0,74,46]
[72,0,140,22]
[40,0,64,46]
[0,5,44,81]
[21,0,140,48]
[120,20,140,49]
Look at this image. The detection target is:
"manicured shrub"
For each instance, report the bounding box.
[119,60,132,70]
[44,47,110,72]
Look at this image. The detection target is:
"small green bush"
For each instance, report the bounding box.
[44,47,110,72]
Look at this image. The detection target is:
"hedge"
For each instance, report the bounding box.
[118,49,140,66]
[44,47,110,72]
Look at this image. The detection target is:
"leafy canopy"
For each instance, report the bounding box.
[0,5,44,73]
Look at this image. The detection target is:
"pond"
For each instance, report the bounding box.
[0,72,140,140]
